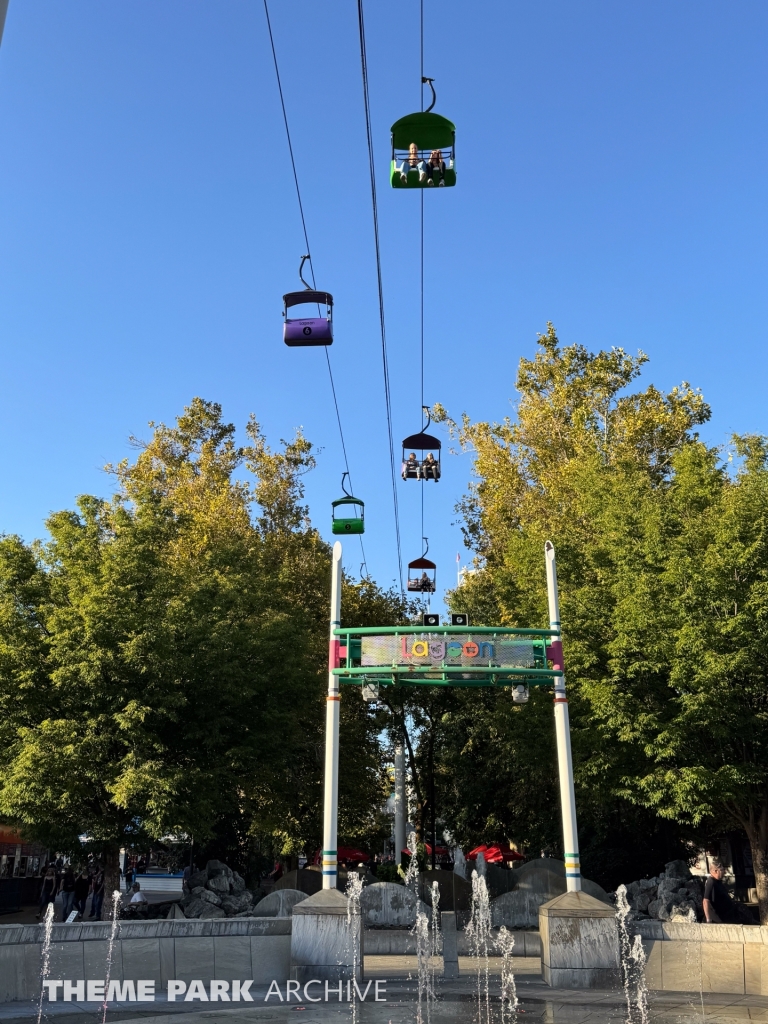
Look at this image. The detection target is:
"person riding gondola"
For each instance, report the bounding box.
[399,142,426,184]
[422,452,440,480]
[426,150,446,186]
[403,452,420,480]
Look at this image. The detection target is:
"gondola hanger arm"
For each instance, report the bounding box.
[299,254,313,290]
[341,471,353,498]
[422,77,436,114]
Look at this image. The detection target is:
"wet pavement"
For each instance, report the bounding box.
[2,957,767,1024]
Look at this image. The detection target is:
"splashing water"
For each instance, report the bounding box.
[345,871,364,1024]
[466,868,492,1024]
[681,904,705,1024]
[420,880,442,1023]
[404,831,419,897]
[36,901,55,1024]
[497,926,518,1024]
[630,934,649,1024]
[100,891,122,1024]
[430,880,442,960]
[615,884,649,1024]
[412,907,432,1024]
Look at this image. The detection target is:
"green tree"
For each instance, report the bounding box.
[433,326,765,898]
[0,399,399,906]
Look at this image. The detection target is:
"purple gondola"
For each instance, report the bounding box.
[283,289,333,347]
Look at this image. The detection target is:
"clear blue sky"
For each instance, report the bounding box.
[1,1,767,609]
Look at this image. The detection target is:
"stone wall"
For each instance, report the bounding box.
[0,918,291,1003]
[636,921,768,996]
[363,927,541,957]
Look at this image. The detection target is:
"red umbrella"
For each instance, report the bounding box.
[466,844,524,864]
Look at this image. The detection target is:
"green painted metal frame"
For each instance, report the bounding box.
[332,625,562,688]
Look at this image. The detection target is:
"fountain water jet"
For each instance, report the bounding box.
[345,871,363,1023]
[681,905,705,1024]
[403,831,419,895]
[615,884,649,1024]
[36,902,55,1024]
[497,926,518,1024]
[412,906,432,1024]
[466,866,492,1024]
[100,891,121,1024]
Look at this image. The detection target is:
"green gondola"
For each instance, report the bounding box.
[332,474,365,535]
[391,78,456,189]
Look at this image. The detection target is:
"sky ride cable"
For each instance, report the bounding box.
[420,0,425,556]
[263,0,368,576]
[356,0,405,595]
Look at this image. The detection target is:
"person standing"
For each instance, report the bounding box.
[703,859,739,923]
[59,865,76,920]
[37,865,58,920]
[89,865,105,920]
[73,868,90,918]
[182,862,193,894]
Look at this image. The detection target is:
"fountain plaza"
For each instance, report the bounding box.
[2,544,766,1024]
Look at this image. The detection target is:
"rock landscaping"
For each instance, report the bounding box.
[178,860,259,919]
[621,859,703,921]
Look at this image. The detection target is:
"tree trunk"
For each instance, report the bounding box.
[102,847,122,921]
[743,803,768,926]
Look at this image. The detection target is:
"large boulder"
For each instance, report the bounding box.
[664,860,692,880]
[181,896,207,919]
[232,872,246,893]
[207,873,231,894]
[207,859,233,881]
[253,888,309,918]
[221,891,254,916]
[622,866,702,922]
[199,889,222,907]
[188,869,208,889]
[197,904,227,919]
[360,882,431,927]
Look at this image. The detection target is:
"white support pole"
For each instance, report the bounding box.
[394,738,406,864]
[322,541,343,890]
[545,541,582,892]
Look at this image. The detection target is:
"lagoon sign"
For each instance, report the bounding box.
[360,634,544,669]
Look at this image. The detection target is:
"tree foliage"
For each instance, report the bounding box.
[0,398,402,901]
[434,326,768,915]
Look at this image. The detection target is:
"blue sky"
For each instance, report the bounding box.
[1,1,767,611]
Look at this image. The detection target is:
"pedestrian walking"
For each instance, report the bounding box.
[59,865,76,920]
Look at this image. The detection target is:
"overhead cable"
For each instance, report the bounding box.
[356,0,405,594]
[263,0,368,575]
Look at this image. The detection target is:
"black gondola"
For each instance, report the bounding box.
[402,407,441,482]
[407,540,437,593]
